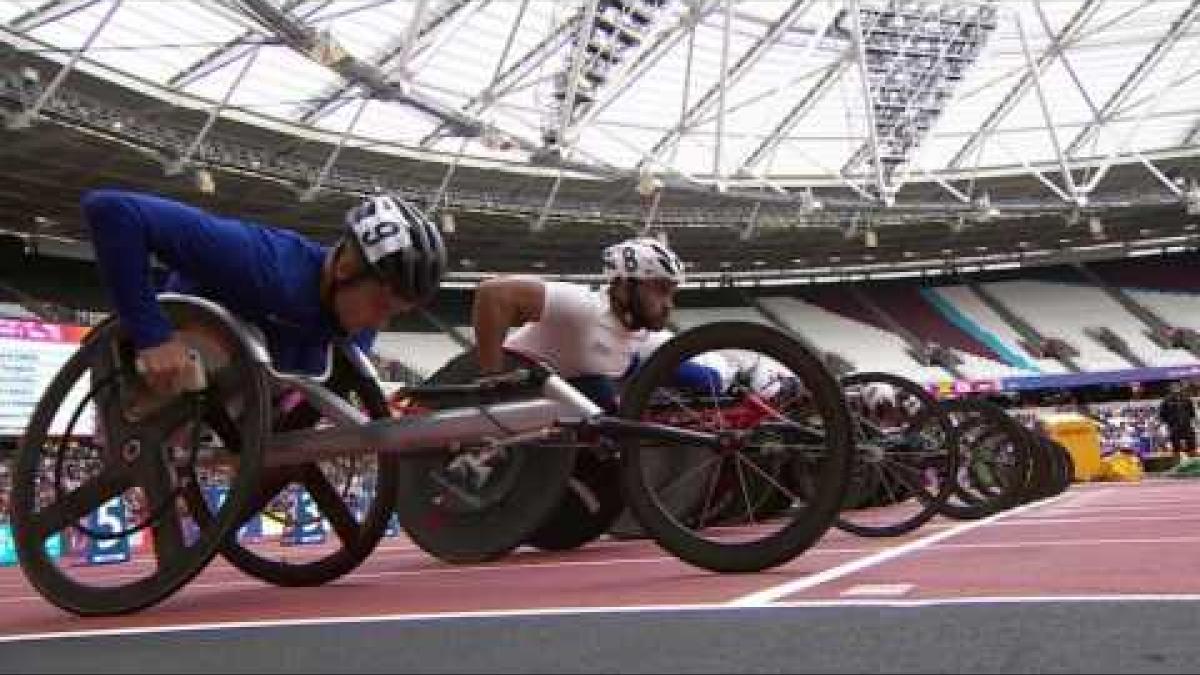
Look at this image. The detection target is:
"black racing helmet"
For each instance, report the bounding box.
[344,194,447,305]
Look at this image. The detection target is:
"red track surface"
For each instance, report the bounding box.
[4,478,1200,638]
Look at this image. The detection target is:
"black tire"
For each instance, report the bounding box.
[392,351,577,563]
[11,304,268,616]
[833,372,956,538]
[1038,436,1074,496]
[937,398,1033,520]
[1021,430,1056,502]
[525,448,625,552]
[1052,439,1076,492]
[619,322,853,573]
[201,343,399,586]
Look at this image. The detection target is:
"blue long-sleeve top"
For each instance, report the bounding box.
[622,354,724,392]
[82,189,373,375]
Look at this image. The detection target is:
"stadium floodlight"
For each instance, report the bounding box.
[636,172,663,196]
[864,228,878,248]
[20,66,40,88]
[973,192,999,221]
[194,168,216,195]
[1088,216,1105,240]
[1185,183,1200,216]
[798,187,822,212]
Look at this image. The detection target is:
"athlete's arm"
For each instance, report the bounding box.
[624,330,726,392]
[82,189,267,391]
[471,276,546,374]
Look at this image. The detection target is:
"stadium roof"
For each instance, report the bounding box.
[3,0,1200,199]
[4,0,1200,280]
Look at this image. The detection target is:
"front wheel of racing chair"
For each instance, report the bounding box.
[11,299,269,616]
[936,397,1034,520]
[617,321,855,574]
[832,372,957,538]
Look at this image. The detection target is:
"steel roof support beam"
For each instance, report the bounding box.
[736,8,847,175]
[165,46,262,176]
[552,0,602,151]
[7,0,102,33]
[1014,7,1080,202]
[418,11,575,148]
[567,0,722,149]
[1081,33,1200,195]
[1065,0,1200,158]
[1184,117,1200,146]
[714,0,733,182]
[300,96,372,202]
[166,0,324,91]
[1031,0,1102,132]
[946,0,1102,170]
[846,0,888,205]
[4,0,123,130]
[644,0,816,163]
[668,10,698,169]
[229,0,488,140]
[167,31,259,90]
[296,0,476,123]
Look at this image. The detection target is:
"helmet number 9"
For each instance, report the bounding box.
[362,221,401,248]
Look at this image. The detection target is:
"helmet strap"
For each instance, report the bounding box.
[322,241,374,335]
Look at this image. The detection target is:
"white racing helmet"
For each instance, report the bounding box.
[602,237,685,285]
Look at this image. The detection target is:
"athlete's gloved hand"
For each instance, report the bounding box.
[135,334,206,395]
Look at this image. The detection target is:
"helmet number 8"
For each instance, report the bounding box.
[362,220,401,248]
[622,246,638,272]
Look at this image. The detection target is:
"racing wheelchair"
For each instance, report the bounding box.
[10,295,855,616]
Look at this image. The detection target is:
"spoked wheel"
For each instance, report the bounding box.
[192,344,400,586]
[832,372,957,538]
[619,322,853,574]
[392,351,577,563]
[11,302,267,616]
[937,398,1034,521]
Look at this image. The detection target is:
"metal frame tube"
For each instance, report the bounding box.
[263,398,566,467]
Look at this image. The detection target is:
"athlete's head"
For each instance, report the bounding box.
[601,237,684,331]
[327,194,447,332]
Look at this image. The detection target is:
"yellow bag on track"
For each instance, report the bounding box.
[1098,453,1144,482]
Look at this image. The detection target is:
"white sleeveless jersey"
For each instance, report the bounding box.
[504,281,647,378]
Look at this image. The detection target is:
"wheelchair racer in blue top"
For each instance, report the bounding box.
[81,189,447,394]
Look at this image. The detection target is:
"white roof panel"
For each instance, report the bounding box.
[3,0,1199,184]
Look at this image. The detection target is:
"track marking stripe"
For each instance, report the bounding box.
[5,593,1200,645]
[728,494,1069,607]
[839,583,913,597]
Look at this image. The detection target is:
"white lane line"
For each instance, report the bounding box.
[0,604,741,644]
[771,594,1200,608]
[0,543,898,605]
[1052,495,1200,509]
[935,535,1200,550]
[727,494,1069,607]
[839,583,913,597]
[6,593,1200,645]
[995,514,1200,525]
[1024,503,1200,514]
